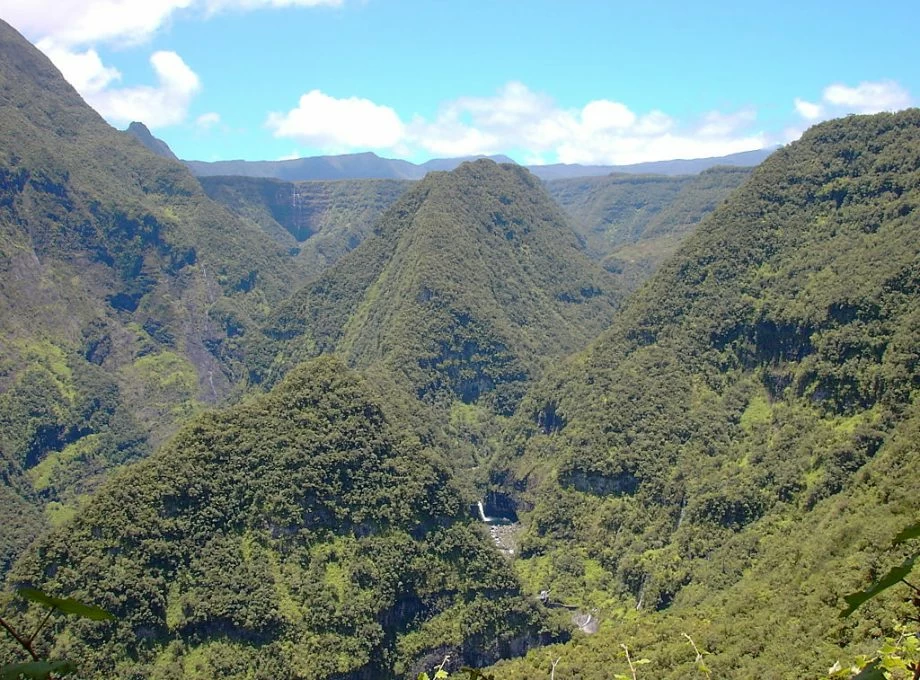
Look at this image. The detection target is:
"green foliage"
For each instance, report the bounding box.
[15,588,114,622]
[841,555,918,619]
[0,586,114,679]
[1,660,76,680]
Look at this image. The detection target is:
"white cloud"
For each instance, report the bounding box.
[794,80,912,125]
[264,79,914,164]
[36,39,121,92]
[405,82,765,165]
[4,0,340,47]
[582,100,637,132]
[794,98,823,121]
[6,0,341,131]
[823,81,911,112]
[195,111,222,129]
[87,51,200,127]
[34,40,200,128]
[5,1,194,48]
[266,90,405,149]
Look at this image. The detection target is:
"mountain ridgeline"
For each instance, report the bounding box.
[257,160,621,416]
[184,148,772,182]
[186,152,517,182]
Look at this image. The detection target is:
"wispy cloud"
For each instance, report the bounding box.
[195,111,222,130]
[784,80,913,143]
[794,81,912,123]
[6,0,341,47]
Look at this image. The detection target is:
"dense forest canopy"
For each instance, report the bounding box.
[3,358,552,679]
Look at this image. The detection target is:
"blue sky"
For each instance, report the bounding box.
[3,1,918,164]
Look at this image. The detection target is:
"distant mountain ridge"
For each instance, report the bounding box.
[167,131,774,181]
[198,175,412,280]
[185,151,519,181]
[529,147,776,179]
[185,148,773,181]
[129,121,774,180]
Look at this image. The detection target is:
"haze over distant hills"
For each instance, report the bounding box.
[185,148,775,181]
[528,147,776,179]
[184,151,519,181]
[131,123,775,182]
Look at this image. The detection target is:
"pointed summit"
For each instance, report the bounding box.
[125,121,179,160]
[263,159,621,412]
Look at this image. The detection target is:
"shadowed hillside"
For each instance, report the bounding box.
[546,166,753,289]
[199,175,411,279]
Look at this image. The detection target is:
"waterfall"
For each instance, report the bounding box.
[477,501,494,523]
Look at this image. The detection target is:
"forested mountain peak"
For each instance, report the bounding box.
[4,357,549,678]
[0,20,101,133]
[124,122,179,161]
[260,158,621,415]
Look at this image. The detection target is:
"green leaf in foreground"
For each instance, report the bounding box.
[840,554,918,618]
[850,659,886,680]
[16,587,115,621]
[892,521,920,546]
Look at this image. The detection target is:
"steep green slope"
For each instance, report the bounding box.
[546,166,752,289]
[258,160,621,419]
[488,110,920,677]
[0,20,296,574]
[199,175,411,279]
[4,358,550,679]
